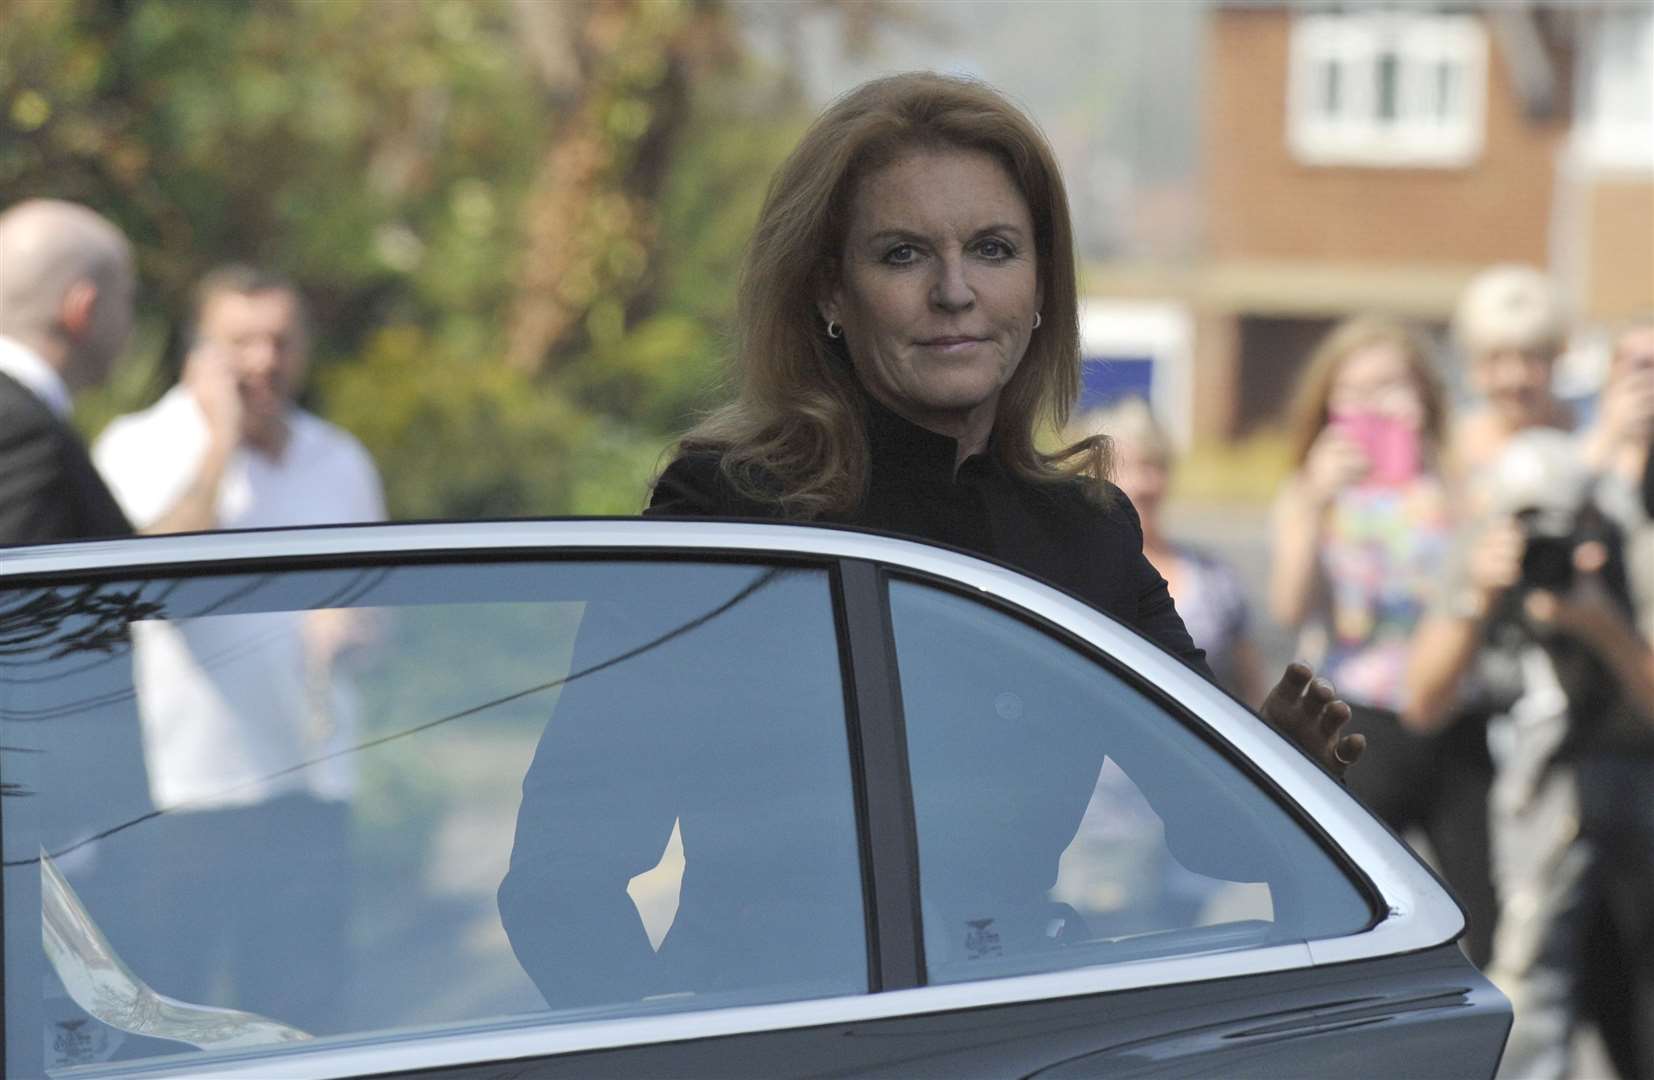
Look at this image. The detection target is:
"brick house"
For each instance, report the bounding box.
[1096,2,1654,443]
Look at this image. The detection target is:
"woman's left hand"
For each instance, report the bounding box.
[1259,662,1365,778]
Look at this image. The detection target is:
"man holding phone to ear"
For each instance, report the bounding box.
[96,266,379,534]
[90,265,384,1033]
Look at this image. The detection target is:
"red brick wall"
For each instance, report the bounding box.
[1204,9,1570,268]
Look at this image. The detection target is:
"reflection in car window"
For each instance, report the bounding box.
[887,580,1371,986]
[1,562,865,1076]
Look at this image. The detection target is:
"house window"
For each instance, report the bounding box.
[1288,11,1488,167]
[1583,7,1654,173]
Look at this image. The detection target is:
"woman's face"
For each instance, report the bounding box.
[1328,343,1425,426]
[823,147,1041,440]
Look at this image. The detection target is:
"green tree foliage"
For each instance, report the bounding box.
[319,323,672,520]
[0,0,844,517]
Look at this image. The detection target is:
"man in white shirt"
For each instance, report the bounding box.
[93,265,385,1032]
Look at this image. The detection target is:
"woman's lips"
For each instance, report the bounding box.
[918,336,986,351]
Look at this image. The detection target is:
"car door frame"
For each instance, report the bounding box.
[0,519,1473,1079]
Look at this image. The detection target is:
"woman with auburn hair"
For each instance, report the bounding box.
[1268,315,1495,965]
[649,72,1355,762]
[503,73,1367,1011]
[654,72,1089,523]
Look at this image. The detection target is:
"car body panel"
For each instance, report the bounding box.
[0,521,1509,1078]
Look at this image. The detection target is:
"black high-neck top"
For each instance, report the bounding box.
[502,396,1216,1009]
[647,397,1209,677]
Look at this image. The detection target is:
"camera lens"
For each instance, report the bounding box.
[1519,535,1575,592]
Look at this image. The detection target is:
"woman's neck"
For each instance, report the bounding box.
[860,381,997,469]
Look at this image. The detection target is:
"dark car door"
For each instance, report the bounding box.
[0,522,1507,1079]
[828,566,1510,1078]
[3,532,881,1079]
[425,554,1510,1080]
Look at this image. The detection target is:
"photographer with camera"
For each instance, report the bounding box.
[1405,426,1654,1080]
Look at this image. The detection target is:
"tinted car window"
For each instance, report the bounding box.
[2,561,865,1076]
[887,579,1371,985]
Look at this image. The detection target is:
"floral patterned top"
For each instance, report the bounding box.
[1298,479,1453,712]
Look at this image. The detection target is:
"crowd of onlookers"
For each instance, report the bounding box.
[1084,266,1653,1080]
[4,192,1651,1078]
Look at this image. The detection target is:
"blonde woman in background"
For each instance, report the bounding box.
[1269,315,1497,966]
[1075,398,1263,704]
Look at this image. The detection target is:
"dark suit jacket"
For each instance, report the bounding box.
[0,371,150,974]
[0,370,131,545]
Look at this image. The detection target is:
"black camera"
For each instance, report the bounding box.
[1519,530,1577,592]
[1514,503,1620,594]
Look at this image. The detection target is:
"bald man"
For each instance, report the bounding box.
[0,198,137,544]
[0,201,154,1075]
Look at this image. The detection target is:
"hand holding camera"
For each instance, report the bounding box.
[1332,410,1421,487]
[1301,424,1370,505]
[1597,341,1654,451]
[1465,518,1525,614]
[1518,532,1625,642]
[1463,427,1623,627]
[1301,411,1423,506]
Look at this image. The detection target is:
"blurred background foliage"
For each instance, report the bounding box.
[0,0,874,518]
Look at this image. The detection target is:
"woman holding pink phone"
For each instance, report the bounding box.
[1269,315,1497,965]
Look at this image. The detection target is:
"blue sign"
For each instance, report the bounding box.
[1079,354,1153,412]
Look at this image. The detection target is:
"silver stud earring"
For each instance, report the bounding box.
[826,320,842,340]
[1033,312,1042,330]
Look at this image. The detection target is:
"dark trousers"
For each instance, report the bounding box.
[1342,704,1497,967]
[128,793,352,1035]
[1578,753,1654,1080]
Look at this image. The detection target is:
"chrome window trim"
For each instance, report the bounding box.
[105,944,1323,1079]
[1,521,1462,1079]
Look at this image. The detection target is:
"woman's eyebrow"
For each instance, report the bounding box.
[862,223,1028,245]
[863,228,927,246]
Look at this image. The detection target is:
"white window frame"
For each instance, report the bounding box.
[1288,11,1488,168]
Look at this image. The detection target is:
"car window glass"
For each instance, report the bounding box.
[887,579,1371,986]
[1,561,865,1077]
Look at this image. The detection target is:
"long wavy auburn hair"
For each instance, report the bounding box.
[670,72,1104,518]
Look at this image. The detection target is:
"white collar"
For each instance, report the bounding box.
[0,335,72,420]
